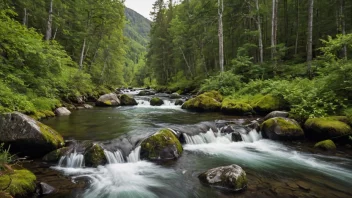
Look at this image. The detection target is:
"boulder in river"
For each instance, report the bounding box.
[54,107,71,116]
[261,117,304,140]
[36,182,55,196]
[198,164,247,191]
[221,99,253,115]
[304,116,351,141]
[0,169,36,197]
[42,147,71,162]
[150,97,164,106]
[175,99,184,106]
[182,91,222,112]
[95,93,120,107]
[314,139,336,151]
[0,112,64,157]
[140,128,183,161]
[84,144,107,167]
[138,90,155,96]
[119,94,138,106]
[82,104,94,109]
[264,111,289,121]
[170,93,181,99]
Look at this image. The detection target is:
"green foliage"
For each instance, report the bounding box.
[200,72,243,95]
[0,143,12,171]
[0,169,36,197]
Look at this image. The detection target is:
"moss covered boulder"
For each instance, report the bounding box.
[198,164,247,191]
[0,169,36,197]
[221,99,253,115]
[140,129,183,161]
[150,97,164,106]
[0,112,64,157]
[252,95,287,115]
[304,117,352,141]
[261,117,304,140]
[182,91,223,112]
[96,93,120,107]
[119,94,138,106]
[314,140,336,151]
[264,111,289,121]
[175,99,184,106]
[42,147,71,162]
[84,144,107,167]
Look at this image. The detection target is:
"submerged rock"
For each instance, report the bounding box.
[0,112,64,157]
[261,117,304,140]
[221,99,253,115]
[84,144,107,167]
[82,104,93,109]
[264,111,289,121]
[304,117,351,141]
[36,182,55,195]
[140,129,183,161]
[150,97,164,106]
[119,94,138,106]
[54,107,71,116]
[182,91,222,112]
[0,169,36,197]
[198,164,247,191]
[314,139,336,151]
[96,93,120,107]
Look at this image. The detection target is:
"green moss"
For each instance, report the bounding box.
[202,91,223,102]
[37,122,64,148]
[253,94,286,114]
[305,117,351,140]
[0,169,36,197]
[262,117,302,133]
[235,172,248,191]
[150,97,164,106]
[84,144,107,167]
[182,95,221,111]
[141,129,183,160]
[42,147,70,162]
[120,94,137,105]
[314,140,336,150]
[221,98,253,115]
[103,100,112,106]
[30,110,55,120]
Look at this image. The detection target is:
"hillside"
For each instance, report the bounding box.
[124,7,151,47]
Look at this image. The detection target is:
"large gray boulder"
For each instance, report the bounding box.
[261,117,304,140]
[55,107,71,116]
[96,93,120,107]
[0,112,64,157]
[198,164,247,191]
[264,111,289,121]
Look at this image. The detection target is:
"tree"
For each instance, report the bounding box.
[307,0,314,78]
[218,0,224,72]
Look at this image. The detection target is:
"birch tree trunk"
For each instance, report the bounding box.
[256,0,264,64]
[295,0,299,55]
[218,0,224,73]
[271,0,278,74]
[79,38,86,70]
[307,0,314,79]
[45,0,53,41]
[340,0,347,58]
[23,8,27,26]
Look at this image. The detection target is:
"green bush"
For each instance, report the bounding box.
[0,143,12,171]
[200,71,243,95]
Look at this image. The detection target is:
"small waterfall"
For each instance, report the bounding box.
[136,99,179,109]
[241,130,262,143]
[104,149,125,164]
[183,129,232,144]
[127,146,141,163]
[58,152,84,168]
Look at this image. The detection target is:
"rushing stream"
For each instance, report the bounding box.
[38,93,352,198]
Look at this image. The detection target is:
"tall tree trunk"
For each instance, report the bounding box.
[256,0,264,64]
[23,8,27,26]
[295,0,300,55]
[340,0,347,58]
[218,0,224,73]
[307,0,314,79]
[79,38,86,70]
[271,0,278,73]
[45,0,53,41]
[179,46,194,78]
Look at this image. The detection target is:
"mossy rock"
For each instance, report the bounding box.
[202,91,223,102]
[150,97,164,106]
[182,95,221,112]
[261,117,304,140]
[84,144,107,167]
[175,99,184,106]
[314,140,336,151]
[42,147,71,162]
[198,164,247,191]
[96,93,120,107]
[119,94,138,106]
[0,169,36,197]
[304,117,352,141]
[252,95,287,115]
[140,129,183,161]
[221,99,253,115]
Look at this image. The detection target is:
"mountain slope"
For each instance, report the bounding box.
[124,7,151,47]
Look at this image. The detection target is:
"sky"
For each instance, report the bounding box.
[125,0,155,20]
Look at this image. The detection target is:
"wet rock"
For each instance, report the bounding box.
[82,104,93,109]
[170,93,181,99]
[304,117,351,141]
[140,129,183,161]
[36,182,55,195]
[175,99,184,106]
[42,147,71,162]
[221,99,254,115]
[54,107,71,116]
[84,144,107,167]
[138,90,155,96]
[314,139,336,151]
[198,164,247,191]
[96,93,120,107]
[0,169,36,197]
[261,117,304,141]
[0,112,64,157]
[232,132,243,142]
[245,120,260,132]
[150,97,164,106]
[182,91,222,112]
[264,111,289,121]
[119,94,138,106]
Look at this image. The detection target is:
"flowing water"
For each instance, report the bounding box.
[40,93,352,198]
